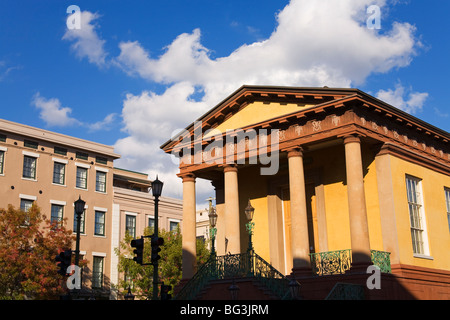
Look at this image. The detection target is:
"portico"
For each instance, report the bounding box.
[161,85,450,300]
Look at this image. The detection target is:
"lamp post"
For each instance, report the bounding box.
[124,286,135,300]
[289,277,301,300]
[244,199,255,252]
[151,176,163,300]
[73,196,85,268]
[228,279,240,300]
[207,197,217,257]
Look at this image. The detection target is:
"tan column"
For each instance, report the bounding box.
[287,148,311,271]
[180,173,197,279]
[343,135,371,266]
[224,165,240,254]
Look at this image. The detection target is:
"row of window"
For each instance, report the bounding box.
[124,214,180,238]
[20,199,107,236]
[405,175,450,256]
[0,150,108,193]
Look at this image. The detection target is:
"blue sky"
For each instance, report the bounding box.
[0,0,449,202]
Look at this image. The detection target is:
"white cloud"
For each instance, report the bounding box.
[376,82,428,114]
[32,92,117,131]
[111,0,422,199]
[62,11,107,67]
[32,92,81,127]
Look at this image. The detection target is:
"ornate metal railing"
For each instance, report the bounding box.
[370,250,391,273]
[310,249,352,276]
[175,251,291,300]
[310,249,391,276]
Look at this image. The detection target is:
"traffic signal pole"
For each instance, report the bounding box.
[152,195,159,301]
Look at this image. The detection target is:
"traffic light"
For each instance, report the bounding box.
[131,237,144,265]
[151,236,164,264]
[161,282,172,300]
[55,249,72,276]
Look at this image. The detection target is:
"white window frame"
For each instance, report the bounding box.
[405,175,430,257]
[445,188,450,233]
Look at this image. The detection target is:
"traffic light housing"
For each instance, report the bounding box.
[151,236,164,264]
[55,249,72,276]
[161,282,172,300]
[130,237,144,265]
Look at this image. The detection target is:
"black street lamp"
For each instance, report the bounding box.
[228,279,240,300]
[289,277,301,300]
[124,286,135,300]
[151,176,163,300]
[244,199,255,252]
[207,197,217,256]
[73,196,85,268]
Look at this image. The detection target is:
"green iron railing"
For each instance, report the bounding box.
[310,249,391,276]
[310,249,352,276]
[370,250,391,273]
[175,251,291,300]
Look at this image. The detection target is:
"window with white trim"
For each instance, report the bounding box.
[94,210,105,236]
[0,150,4,174]
[96,171,106,193]
[23,156,37,179]
[53,162,65,185]
[92,256,104,288]
[76,167,88,189]
[405,175,429,255]
[125,214,136,238]
[50,204,64,227]
[445,188,450,233]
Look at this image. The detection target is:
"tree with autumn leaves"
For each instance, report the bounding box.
[0,205,75,299]
[115,226,210,300]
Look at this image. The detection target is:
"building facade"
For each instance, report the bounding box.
[161,85,450,300]
[110,167,183,298]
[0,119,183,299]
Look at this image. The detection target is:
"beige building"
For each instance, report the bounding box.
[0,119,183,299]
[111,167,183,298]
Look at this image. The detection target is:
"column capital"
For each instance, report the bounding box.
[223,164,238,173]
[286,147,304,159]
[342,134,362,145]
[177,172,196,182]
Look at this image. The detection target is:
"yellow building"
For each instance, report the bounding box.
[161,85,450,300]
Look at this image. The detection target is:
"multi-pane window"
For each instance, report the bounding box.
[96,171,107,193]
[20,199,34,212]
[94,210,105,236]
[53,162,66,185]
[445,188,450,233]
[92,256,104,288]
[0,150,4,174]
[125,215,136,238]
[148,217,155,231]
[20,198,34,225]
[50,204,64,227]
[170,221,179,232]
[76,167,88,189]
[406,175,428,255]
[23,156,37,179]
[73,209,85,234]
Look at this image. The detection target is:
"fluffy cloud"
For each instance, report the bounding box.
[111,0,422,200]
[32,92,81,127]
[376,82,428,114]
[32,92,116,131]
[62,11,107,67]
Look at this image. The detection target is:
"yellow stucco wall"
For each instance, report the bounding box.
[390,155,450,270]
